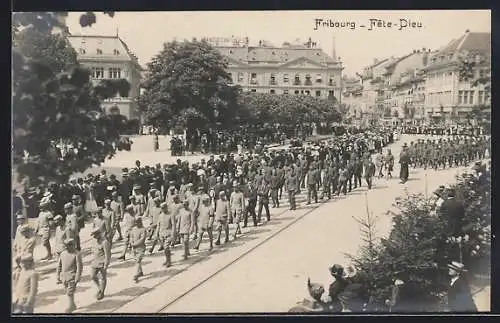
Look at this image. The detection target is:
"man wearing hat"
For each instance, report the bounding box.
[130,217,147,282]
[64,202,80,251]
[194,194,215,251]
[399,143,410,184]
[284,168,298,211]
[60,238,82,313]
[129,195,141,218]
[157,202,176,267]
[36,200,53,261]
[12,254,38,314]
[117,205,136,261]
[147,197,164,253]
[177,200,193,260]
[13,224,36,273]
[53,214,66,284]
[446,261,477,311]
[132,184,146,215]
[90,227,111,300]
[13,210,27,242]
[92,207,108,240]
[230,184,245,239]
[120,169,132,206]
[12,188,26,239]
[439,187,466,261]
[214,191,231,245]
[103,199,117,248]
[110,191,124,241]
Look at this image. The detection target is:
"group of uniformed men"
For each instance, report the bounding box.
[12,127,488,314]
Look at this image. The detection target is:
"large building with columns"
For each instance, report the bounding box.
[211,37,343,101]
[67,35,143,120]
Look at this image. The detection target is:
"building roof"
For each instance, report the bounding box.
[67,35,141,67]
[424,31,491,70]
[215,45,336,67]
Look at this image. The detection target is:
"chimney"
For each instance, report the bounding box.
[332,36,337,61]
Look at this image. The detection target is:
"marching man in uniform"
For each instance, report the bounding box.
[157,202,176,267]
[53,214,67,284]
[12,254,38,314]
[59,238,83,313]
[90,227,111,300]
[36,200,53,261]
[130,217,147,283]
[284,169,298,210]
[117,205,136,261]
[177,200,193,260]
[194,195,214,251]
[110,191,123,241]
[215,191,231,245]
[230,184,245,239]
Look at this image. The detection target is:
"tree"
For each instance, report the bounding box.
[457,51,491,93]
[12,12,131,185]
[138,39,238,130]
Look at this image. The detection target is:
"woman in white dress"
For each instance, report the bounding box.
[83,180,98,214]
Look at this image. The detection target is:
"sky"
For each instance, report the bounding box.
[65,10,490,77]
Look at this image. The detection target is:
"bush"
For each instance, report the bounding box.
[348,165,490,310]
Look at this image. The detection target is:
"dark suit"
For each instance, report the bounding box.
[447,274,477,312]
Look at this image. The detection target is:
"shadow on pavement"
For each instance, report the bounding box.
[143,267,185,281]
[110,286,151,297]
[37,285,91,301]
[79,271,118,284]
[79,298,130,312]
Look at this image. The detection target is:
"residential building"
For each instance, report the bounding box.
[66,34,143,120]
[422,30,491,122]
[210,37,343,101]
[383,49,431,125]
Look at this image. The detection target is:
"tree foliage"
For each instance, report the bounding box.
[12,11,131,185]
[236,92,341,125]
[138,39,239,129]
[457,51,491,93]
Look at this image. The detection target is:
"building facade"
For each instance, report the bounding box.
[211,38,343,101]
[66,35,143,120]
[422,31,491,122]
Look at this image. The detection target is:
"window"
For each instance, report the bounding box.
[237,72,244,82]
[448,54,453,60]
[79,48,86,54]
[294,90,299,94]
[444,91,452,105]
[270,74,276,85]
[458,90,464,104]
[478,91,484,104]
[328,90,334,97]
[315,90,321,97]
[468,90,474,104]
[283,90,289,95]
[305,90,310,95]
[250,73,257,84]
[229,50,233,54]
[228,73,233,82]
[96,48,103,55]
[91,67,105,79]
[283,74,289,83]
[294,74,301,85]
[316,74,322,83]
[270,89,275,94]
[113,49,120,55]
[251,89,257,92]
[108,67,121,79]
[463,91,469,105]
[305,74,312,85]
[329,78,334,86]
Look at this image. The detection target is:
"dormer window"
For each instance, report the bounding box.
[113,49,120,55]
[96,49,103,55]
[79,48,86,54]
[272,51,276,55]
[229,50,233,54]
